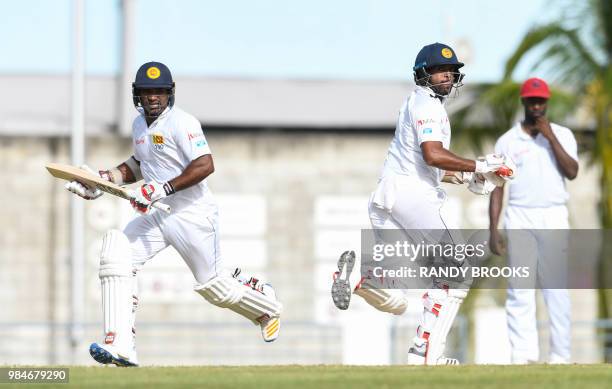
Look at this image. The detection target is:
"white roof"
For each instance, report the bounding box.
[0,75,591,136]
[0,75,413,135]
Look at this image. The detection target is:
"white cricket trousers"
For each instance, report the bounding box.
[504,205,571,363]
[123,204,222,284]
[368,175,464,286]
[369,174,453,234]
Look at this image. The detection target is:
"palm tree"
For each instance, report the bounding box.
[453,0,612,361]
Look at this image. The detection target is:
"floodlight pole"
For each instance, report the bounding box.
[70,0,85,363]
[119,0,136,135]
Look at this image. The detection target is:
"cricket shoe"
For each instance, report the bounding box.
[331,250,356,310]
[89,342,139,367]
[407,346,459,366]
[257,283,281,342]
[232,269,282,342]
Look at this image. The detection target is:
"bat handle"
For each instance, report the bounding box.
[152,201,171,214]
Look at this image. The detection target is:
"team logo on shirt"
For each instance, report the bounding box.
[441,48,453,58]
[188,132,207,148]
[152,133,165,151]
[146,66,161,79]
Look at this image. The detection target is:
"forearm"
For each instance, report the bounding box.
[424,147,477,172]
[489,187,504,231]
[100,156,141,185]
[547,135,579,179]
[116,162,138,184]
[168,154,214,192]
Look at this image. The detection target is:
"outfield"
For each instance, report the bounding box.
[6,365,611,389]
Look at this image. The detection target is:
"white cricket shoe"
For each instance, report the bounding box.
[259,315,281,343]
[257,283,281,342]
[89,342,139,367]
[407,346,460,365]
[232,269,282,342]
[331,250,355,310]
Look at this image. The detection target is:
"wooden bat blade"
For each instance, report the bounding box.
[45,162,171,213]
[46,162,131,199]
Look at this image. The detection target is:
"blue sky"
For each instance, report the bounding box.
[1,0,554,82]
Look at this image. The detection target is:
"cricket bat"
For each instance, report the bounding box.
[46,162,171,214]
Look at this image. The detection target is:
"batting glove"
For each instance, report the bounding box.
[130,181,175,214]
[475,154,516,181]
[467,173,497,195]
[64,164,104,200]
[442,171,473,185]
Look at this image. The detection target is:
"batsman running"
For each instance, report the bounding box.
[65,62,282,367]
[330,43,515,365]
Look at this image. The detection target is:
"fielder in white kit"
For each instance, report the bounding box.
[489,78,578,364]
[330,43,515,365]
[65,62,282,367]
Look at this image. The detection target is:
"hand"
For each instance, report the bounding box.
[130,181,168,214]
[475,154,517,181]
[482,155,516,187]
[64,165,105,200]
[442,171,473,184]
[534,117,554,140]
[467,173,496,195]
[489,229,506,256]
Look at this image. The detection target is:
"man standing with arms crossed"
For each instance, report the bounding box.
[331,42,514,365]
[65,61,282,366]
[489,78,578,364]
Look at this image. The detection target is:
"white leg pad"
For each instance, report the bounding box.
[99,229,135,355]
[415,288,467,364]
[195,275,282,325]
[354,287,407,315]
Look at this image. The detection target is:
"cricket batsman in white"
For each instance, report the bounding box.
[331,43,515,365]
[65,61,282,367]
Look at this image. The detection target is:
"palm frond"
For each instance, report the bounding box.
[535,43,598,85]
[595,0,612,59]
[503,23,602,80]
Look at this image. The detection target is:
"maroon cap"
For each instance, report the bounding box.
[520,77,550,99]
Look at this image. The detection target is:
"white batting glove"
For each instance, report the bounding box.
[130,181,174,214]
[467,173,497,195]
[475,154,516,182]
[64,164,104,200]
[442,171,473,185]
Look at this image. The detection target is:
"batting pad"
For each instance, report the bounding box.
[99,230,135,353]
[420,288,467,364]
[195,276,282,325]
[354,287,407,315]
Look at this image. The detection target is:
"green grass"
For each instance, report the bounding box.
[7,365,612,389]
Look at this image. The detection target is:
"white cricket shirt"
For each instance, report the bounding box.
[132,105,216,213]
[380,86,451,187]
[495,122,578,208]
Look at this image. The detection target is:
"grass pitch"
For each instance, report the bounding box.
[13,364,612,389]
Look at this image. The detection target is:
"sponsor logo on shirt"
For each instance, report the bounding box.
[512,148,530,164]
[417,119,435,127]
[135,137,145,145]
[187,131,207,147]
[422,128,433,135]
[152,133,165,151]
